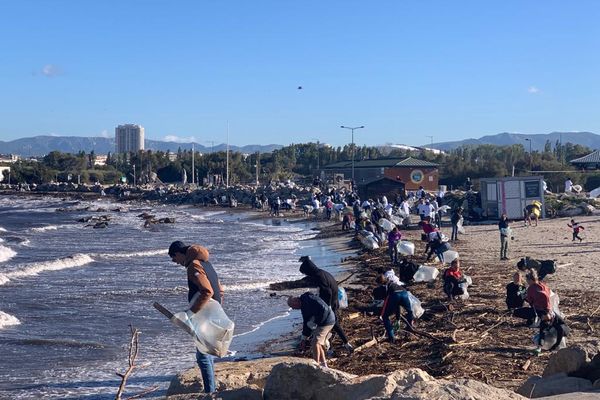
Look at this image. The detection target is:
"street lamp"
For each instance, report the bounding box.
[340,125,364,185]
[525,138,532,172]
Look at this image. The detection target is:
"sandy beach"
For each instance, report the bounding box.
[273,214,600,390]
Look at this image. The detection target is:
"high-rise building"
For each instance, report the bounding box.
[115,124,145,153]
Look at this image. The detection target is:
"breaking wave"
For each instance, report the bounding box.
[0,311,21,329]
[222,281,274,292]
[0,245,17,263]
[29,224,74,233]
[0,254,94,286]
[93,249,167,259]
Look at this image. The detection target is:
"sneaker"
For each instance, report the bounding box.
[343,343,354,353]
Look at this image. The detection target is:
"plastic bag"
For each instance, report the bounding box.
[441,250,459,264]
[457,218,465,234]
[397,241,415,256]
[549,291,563,319]
[172,299,235,357]
[338,287,348,309]
[378,218,395,232]
[533,328,567,351]
[413,265,439,282]
[457,282,470,300]
[408,291,424,319]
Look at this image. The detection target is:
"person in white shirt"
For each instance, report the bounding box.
[401,199,411,217]
[564,178,573,193]
[416,198,430,221]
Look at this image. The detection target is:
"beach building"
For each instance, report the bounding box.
[115,124,145,153]
[320,157,439,191]
[479,176,545,220]
[570,150,600,170]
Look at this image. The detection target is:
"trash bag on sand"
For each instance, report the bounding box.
[441,250,459,264]
[413,265,439,282]
[172,299,235,357]
[397,241,415,256]
[533,328,567,351]
[408,291,424,319]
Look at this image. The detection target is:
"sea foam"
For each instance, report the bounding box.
[0,311,21,329]
[0,253,94,286]
[0,245,17,263]
[94,249,167,259]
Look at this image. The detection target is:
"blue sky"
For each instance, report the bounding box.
[1,1,599,147]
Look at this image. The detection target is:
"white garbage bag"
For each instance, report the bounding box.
[413,265,439,282]
[172,299,235,357]
[408,291,424,319]
[441,250,459,264]
[378,218,395,232]
[397,241,415,256]
[533,328,567,351]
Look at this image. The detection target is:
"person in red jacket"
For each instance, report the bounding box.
[443,259,465,301]
[513,270,550,325]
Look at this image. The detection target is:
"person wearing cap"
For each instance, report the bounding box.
[168,241,224,394]
[298,256,353,352]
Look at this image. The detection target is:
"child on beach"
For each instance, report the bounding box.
[567,219,584,242]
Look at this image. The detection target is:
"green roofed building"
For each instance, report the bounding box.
[570,150,600,170]
[320,157,439,191]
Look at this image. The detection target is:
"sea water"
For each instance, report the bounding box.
[0,195,347,399]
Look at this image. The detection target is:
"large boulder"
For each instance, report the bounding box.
[263,362,356,400]
[543,347,589,377]
[166,357,314,398]
[517,373,594,398]
[315,368,434,400]
[390,377,524,400]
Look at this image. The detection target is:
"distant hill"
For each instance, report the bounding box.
[0,136,282,156]
[426,132,600,152]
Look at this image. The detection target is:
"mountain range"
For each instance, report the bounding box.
[426,131,600,152]
[1,131,598,157]
[0,136,282,156]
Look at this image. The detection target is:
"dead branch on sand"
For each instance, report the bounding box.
[115,325,158,400]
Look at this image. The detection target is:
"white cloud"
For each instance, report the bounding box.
[164,135,197,143]
[527,86,540,94]
[42,64,62,77]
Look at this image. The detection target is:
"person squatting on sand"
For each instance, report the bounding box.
[506,272,526,311]
[168,241,224,394]
[443,259,466,301]
[298,256,353,352]
[287,292,335,367]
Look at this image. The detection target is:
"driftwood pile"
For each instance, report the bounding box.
[311,224,600,390]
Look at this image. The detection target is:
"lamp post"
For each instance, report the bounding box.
[340,125,364,185]
[525,138,532,172]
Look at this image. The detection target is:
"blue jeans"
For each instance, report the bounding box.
[382,290,414,339]
[196,350,215,393]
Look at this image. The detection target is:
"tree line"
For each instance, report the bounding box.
[2,140,599,191]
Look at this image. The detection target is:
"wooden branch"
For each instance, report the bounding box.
[354,337,378,352]
[115,325,140,400]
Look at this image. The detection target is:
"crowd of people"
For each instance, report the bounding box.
[164,183,579,395]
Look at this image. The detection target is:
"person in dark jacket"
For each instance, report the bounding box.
[506,272,526,310]
[450,207,463,241]
[498,213,510,260]
[288,292,335,366]
[299,256,353,352]
[169,241,223,394]
[375,274,415,343]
